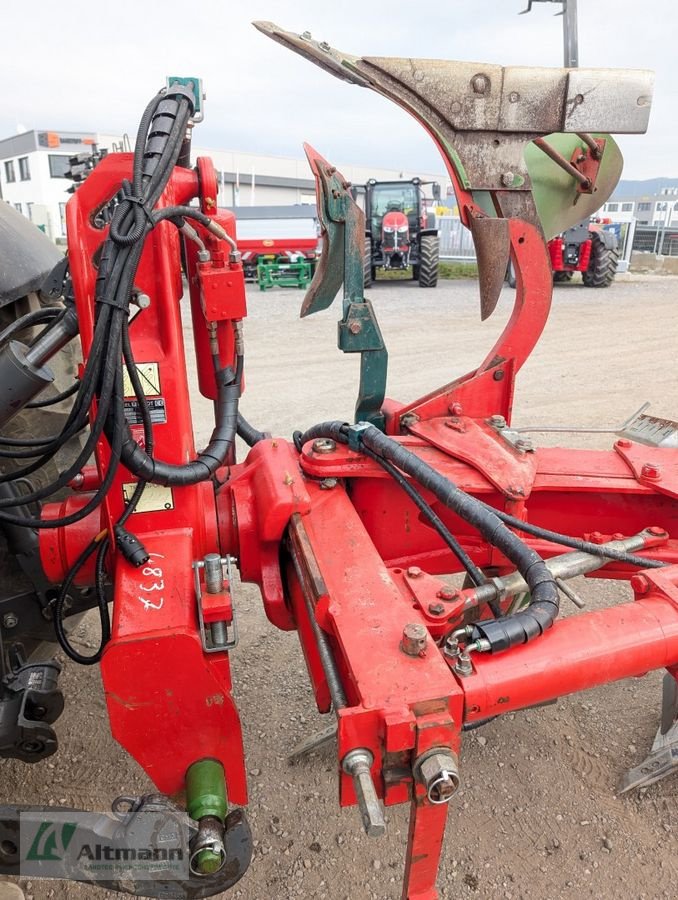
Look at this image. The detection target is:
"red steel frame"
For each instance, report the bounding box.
[40,143,678,900]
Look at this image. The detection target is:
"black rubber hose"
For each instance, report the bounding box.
[116,365,240,486]
[360,445,487,588]
[237,413,266,447]
[53,535,105,665]
[0,307,61,345]
[26,378,80,408]
[482,502,665,570]
[296,421,559,653]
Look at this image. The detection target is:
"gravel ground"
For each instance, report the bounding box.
[3,272,678,900]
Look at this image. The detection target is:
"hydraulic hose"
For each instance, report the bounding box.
[117,366,240,486]
[296,422,559,653]
[359,445,488,590]
[237,413,266,447]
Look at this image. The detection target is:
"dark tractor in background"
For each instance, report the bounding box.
[507,219,620,288]
[359,178,441,288]
[550,220,620,287]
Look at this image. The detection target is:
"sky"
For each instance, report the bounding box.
[2,0,676,181]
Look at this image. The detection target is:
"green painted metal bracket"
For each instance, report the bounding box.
[303,143,387,429]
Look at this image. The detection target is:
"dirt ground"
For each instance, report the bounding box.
[4,272,678,900]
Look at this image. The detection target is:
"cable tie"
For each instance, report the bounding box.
[120,194,155,227]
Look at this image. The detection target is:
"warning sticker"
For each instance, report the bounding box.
[123,362,161,398]
[123,397,167,426]
[122,482,174,513]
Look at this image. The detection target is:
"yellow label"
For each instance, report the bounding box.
[122,363,161,398]
[122,482,174,513]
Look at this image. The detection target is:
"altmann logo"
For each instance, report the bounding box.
[19,809,190,882]
[26,821,77,861]
[76,845,184,862]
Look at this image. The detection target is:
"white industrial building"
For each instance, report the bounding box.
[0,128,449,241]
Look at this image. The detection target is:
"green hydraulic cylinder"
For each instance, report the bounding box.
[186,758,228,874]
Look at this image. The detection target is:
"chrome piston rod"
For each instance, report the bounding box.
[473,532,655,607]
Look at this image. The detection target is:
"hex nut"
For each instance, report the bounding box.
[416,749,460,804]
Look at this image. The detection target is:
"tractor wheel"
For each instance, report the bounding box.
[581,232,619,288]
[553,271,573,283]
[364,238,373,289]
[0,294,85,664]
[418,234,439,287]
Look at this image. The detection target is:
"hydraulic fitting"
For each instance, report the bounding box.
[186,758,228,875]
[414,748,460,805]
[341,748,386,837]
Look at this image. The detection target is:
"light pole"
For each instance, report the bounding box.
[520,0,579,67]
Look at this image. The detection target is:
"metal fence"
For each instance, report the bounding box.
[436,216,476,260]
[632,226,678,257]
[435,216,678,265]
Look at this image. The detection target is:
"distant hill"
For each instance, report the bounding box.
[611,178,678,200]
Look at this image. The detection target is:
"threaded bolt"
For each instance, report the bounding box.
[401,623,428,657]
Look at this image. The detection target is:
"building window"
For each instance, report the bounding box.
[656,202,668,213]
[4,160,15,183]
[14,202,22,214]
[606,202,619,212]
[621,202,633,212]
[18,157,30,181]
[638,202,652,211]
[48,155,71,178]
[59,202,67,235]
[26,202,33,221]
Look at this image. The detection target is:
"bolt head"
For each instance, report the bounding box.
[449,402,463,416]
[406,566,423,578]
[471,73,489,94]
[348,321,362,334]
[401,623,428,657]
[312,438,336,454]
[488,415,506,429]
[428,602,445,616]
[320,477,338,490]
[617,439,632,449]
[400,413,420,430]
[501,171,515,187]
[437,588,458,602]
[641,463,661,480]
[2,612,18,629]
[416,749,460,804]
